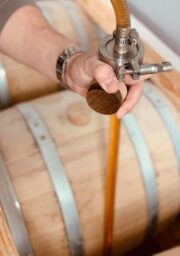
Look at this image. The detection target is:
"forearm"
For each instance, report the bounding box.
[0,3,147,118]
[0,5,75,82]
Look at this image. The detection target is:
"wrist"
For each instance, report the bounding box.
[39,31,75,82]
[56,46,83,87]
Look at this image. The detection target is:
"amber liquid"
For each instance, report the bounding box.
[103,1,130,255]
[103,115,121,256]
[111,0,131,28]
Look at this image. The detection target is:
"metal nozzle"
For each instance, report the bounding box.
[161,62,173,72]
[139,62,173,75]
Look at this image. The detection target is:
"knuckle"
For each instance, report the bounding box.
[95,64,105,75]
[75,86,86,97]
[94,63,113,78]
[103,64,114,75]
[124,104,132,113]
[125,75,133,84]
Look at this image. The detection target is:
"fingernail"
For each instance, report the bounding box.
[104,78,118,93]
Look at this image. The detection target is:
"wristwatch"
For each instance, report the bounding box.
[56,46,82,87]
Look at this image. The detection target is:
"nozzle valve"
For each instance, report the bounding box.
[86,28,173,115]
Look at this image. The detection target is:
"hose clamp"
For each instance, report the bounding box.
[99,28,172,81]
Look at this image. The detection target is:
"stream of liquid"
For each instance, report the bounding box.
[103,115,121,256]
[103,1,131,255]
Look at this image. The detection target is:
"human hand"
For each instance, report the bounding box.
[65,51,150,118]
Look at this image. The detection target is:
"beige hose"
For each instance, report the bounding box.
[111,0,131,29]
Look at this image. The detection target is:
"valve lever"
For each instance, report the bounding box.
[119,62,173,78]
[139,62,173,75]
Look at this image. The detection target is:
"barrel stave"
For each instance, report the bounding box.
[0,84,179,255]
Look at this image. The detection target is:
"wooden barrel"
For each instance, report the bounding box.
[0,80,180,256]
[0,0,100,109]
[154,247,180,256]
[0,206,19,256]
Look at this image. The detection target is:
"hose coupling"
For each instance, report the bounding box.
[86,27,173,115]
[99,28,173,81]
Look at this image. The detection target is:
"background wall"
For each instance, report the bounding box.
[128,0,180,56]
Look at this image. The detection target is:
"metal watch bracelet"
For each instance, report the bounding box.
[56,46,82,87]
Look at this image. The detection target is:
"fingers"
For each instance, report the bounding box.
[93,63,119,93]
[125,74,151,85]
[115,74,149,118]
[84,54,119,94]
[74,61,119,96]
[67,52,148,116]
[116,80,144,119]
[67,52,119,94]
[84,55,150,95]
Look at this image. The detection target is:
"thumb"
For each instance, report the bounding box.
[67,52,119,94]
[84,53,119,94]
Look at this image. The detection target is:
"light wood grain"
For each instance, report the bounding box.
[77,0,180,110]
[0,206,19,256]
[0,83,179,255]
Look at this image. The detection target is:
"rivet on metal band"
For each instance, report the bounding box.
[123,113,159,236]
[0,154,34,256]
[144,81,180,174]
[17,103,84,256]
[0,61,11,108]
[60,0,90,51]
